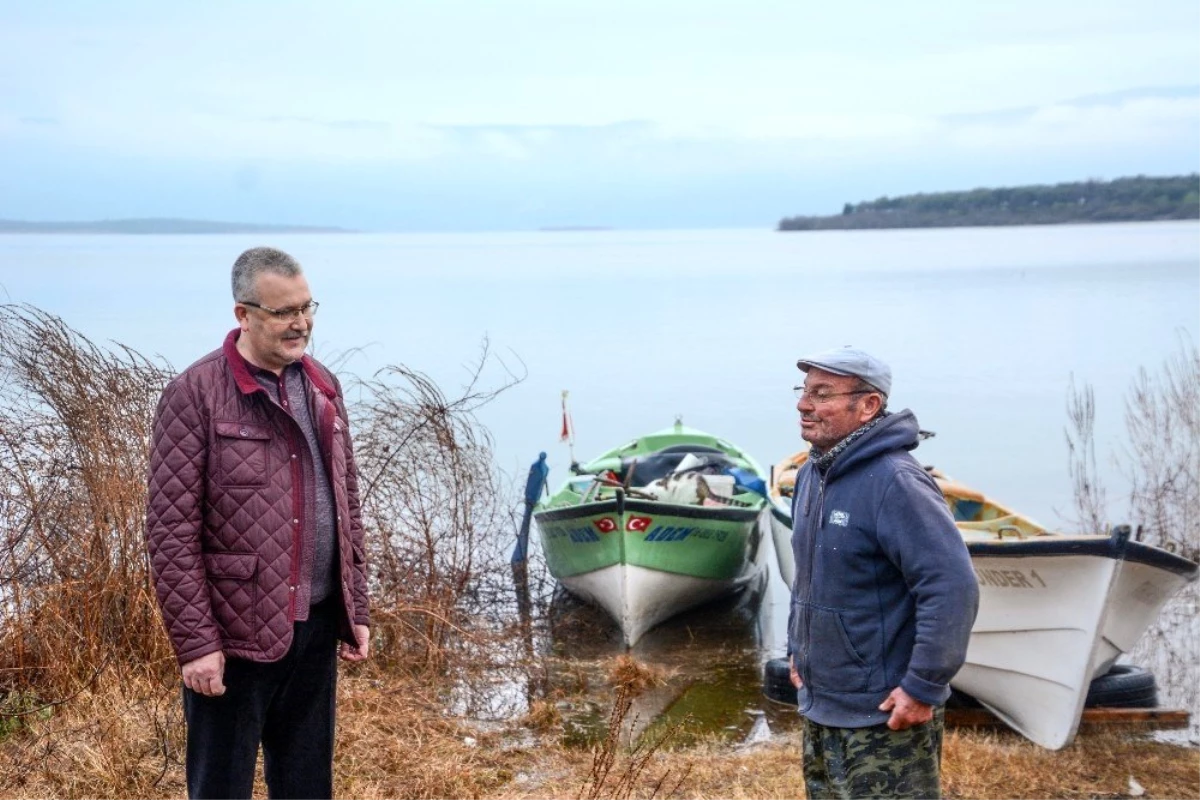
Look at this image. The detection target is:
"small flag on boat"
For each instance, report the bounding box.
[626,515,653,532]
[560,390,573,442]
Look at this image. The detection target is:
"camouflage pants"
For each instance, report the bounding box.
[801,707,944,800]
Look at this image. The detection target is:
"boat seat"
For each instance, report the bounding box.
[956,514,1046,538]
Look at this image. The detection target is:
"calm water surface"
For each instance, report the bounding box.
[3,222,1197,739]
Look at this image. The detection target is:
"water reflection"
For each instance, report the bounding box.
[552,571,771,743]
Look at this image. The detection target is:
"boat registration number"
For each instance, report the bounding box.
[975,567,1047,589]
[644,525,728,543]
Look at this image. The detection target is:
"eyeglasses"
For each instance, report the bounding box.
[794,386,874,403]
[240,300,319,322]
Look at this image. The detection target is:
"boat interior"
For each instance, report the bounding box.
[557,445,764,508]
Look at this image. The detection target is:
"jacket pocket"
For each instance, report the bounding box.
[204,551,259,644]
[214,420,271,487]
[807,606,871,693]
[328,415,349,481]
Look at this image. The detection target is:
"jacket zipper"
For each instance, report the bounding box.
[799,473,826,706]
[267,375,305,623]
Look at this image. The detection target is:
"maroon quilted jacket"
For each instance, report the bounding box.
[146,330,370,665]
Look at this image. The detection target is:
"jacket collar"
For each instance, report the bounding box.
[822,409,920,482]
[223,328,337,400]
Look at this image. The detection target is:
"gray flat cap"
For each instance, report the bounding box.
[796,346,891,396]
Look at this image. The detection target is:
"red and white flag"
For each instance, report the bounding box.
[626,516,653,532]
[593,517,617,534]
[560,390,574,443]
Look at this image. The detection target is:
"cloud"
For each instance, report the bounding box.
[938,88,1200,153]
[427,120,655,162]
[259,116,393,133]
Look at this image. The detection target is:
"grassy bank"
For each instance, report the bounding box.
[1,668,1196,800]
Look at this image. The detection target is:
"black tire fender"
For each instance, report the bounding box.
[1084,663,1158,708]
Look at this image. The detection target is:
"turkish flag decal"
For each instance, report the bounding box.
[593,517,617,534]
[626,515,653,532]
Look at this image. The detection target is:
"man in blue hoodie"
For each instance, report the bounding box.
[787,346,978,799]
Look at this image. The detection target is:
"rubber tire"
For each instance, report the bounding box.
[763,658,799,706]
[1085,664,1158,709]
[944,666,1157,710]
[765,661,1157,710]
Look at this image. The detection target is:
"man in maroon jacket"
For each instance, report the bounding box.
[146,246,370,799]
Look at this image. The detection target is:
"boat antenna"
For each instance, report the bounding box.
[560,390,577,467]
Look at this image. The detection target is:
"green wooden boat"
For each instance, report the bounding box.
[534,421,770,645]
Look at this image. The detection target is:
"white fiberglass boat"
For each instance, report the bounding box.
[769,449,1199,749]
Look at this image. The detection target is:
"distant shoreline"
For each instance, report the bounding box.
[0,218,353,235]
[779,174,1200,232]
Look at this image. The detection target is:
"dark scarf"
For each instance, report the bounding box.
[811,412,890,475]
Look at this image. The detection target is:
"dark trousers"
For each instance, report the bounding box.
[183,599,339,800]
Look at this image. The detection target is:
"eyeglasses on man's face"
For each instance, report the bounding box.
[241,300,319,322]
[793,386,874,403]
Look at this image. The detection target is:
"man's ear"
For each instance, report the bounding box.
[859,393,883,422]
[234,304,250,328]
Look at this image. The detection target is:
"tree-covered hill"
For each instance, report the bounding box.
[779,174,1200,231]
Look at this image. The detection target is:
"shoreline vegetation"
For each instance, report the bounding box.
[0,306,1198,799]
[0,218,352,234]
[779,174,1200,231]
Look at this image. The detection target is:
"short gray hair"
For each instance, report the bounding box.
[231,247,304,303]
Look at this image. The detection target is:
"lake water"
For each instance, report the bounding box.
[3,222,1196,530]
[3,222,1198,740]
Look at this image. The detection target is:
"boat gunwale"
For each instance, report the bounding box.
[534,497,764,524]
[967,536,1199,578]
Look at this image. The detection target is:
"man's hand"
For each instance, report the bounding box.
[878,686,933,730]
[182,651,226,697]
[339,624,370,662]
[789,655,803,690]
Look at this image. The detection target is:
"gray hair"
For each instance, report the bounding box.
[231,247,304,303]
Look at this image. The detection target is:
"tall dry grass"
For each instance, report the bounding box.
[1069,334,1200,555]
[346,341,526,677]
[0,305,176,703]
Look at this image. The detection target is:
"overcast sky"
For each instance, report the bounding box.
[1,0,1197,230]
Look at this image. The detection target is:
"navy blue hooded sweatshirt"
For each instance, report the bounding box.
[787,410,978,728]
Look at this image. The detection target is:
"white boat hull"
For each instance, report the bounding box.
[560,561,762,646]
[956,551,1116,749]
[769,503,792,591]
[770,499,1196,749]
